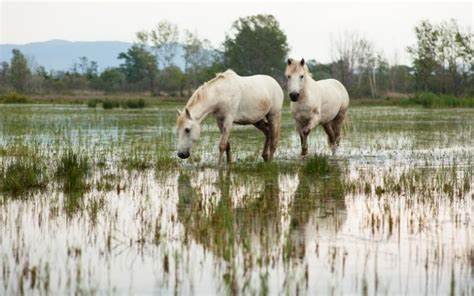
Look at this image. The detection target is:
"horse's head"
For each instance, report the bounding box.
[285,58,307,102]
[176,108,201,159]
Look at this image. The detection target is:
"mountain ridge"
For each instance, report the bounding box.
[0,39,186,72]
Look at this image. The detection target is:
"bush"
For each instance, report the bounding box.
[102,100,120,109]
[122,98,146,109]
[0,92,29,104]
[87,99,101,108]
[401,92,474,108]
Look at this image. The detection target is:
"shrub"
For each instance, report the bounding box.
[87,99,101,108]
[401,92,474,108]
[102,100,119,109]
[122,98,146,109]
[0,92,29,104]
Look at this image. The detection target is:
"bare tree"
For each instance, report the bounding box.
[150,20,180,69]
[330,31,368,95]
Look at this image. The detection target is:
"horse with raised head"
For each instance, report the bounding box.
[176,69,284,164]
[285,58,350,156]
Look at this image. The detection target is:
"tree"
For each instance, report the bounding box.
[0,62,9,88]
[306,59,332,80]
[407,19,473,94]
[97,68,125,92]
[183,30,214,90]
[158,66,186,96]
[118,44,157,93]
[149,20,180,68]
[330,31,365,92]
[72,56,98,80]
[331,32,393,98]
[9,49,31,92]
[223,14,289,79]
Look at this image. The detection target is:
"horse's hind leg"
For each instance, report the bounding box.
[267,112,281,161]
[322,122,336,154]
[254,120,271,161]
[331,108,347,147]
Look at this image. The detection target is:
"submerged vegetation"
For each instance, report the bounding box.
[0,104,472,294]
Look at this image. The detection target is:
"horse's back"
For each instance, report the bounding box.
[315,79,350,123]
[234,74,283,121]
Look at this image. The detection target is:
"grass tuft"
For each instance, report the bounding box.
[55,150,90,193]
[0,157,47,197]
[302,155,331,176]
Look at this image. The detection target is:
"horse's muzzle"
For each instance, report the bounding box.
[177,151,190,159]
[289,92,300,102]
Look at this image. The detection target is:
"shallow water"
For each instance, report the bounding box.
[0,104,472,294]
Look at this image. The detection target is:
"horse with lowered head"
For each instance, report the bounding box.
[285,58,350,156]
[176,69,284,164]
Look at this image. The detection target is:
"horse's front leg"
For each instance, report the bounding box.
[301,114,320,135]
[298,128,309,158]
[217,118,233,165]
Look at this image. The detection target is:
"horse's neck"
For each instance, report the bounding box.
[187,88,216,122]
[302,78,320,105]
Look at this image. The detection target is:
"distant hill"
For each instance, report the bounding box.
[0,39,186,72]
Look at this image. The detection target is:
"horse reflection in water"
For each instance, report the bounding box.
[177,162,347,294]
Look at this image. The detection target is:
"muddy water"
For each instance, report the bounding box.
[0,104,472,294]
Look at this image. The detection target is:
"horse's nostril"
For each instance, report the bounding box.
[289,92,300,101]
[177,151,190,159]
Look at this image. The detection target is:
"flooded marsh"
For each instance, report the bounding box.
[0,104,472,294]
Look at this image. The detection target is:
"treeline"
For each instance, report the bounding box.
[0,15,472,98]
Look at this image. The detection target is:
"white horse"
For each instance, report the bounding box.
[285,58,349,156]
[176,69,284,163]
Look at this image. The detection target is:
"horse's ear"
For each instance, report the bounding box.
[185,108,192,120]
[300,58,305,66]
[176,109,182,116]
[287,58,292,65]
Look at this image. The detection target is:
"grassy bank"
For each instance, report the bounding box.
[1,91,473,108]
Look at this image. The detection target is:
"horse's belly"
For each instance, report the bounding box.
[234,97,271,124]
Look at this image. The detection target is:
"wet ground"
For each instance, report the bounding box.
[0,104,472,294]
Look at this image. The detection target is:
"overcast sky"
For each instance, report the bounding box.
[1,1,472,64]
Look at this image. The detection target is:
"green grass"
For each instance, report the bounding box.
[0,157,47,197]
[400,92,474,108]
[121,151,153,171]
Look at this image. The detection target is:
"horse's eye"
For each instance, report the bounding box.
[184,128,191,133]
[300,75,304,79]
[287,75,290,79]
